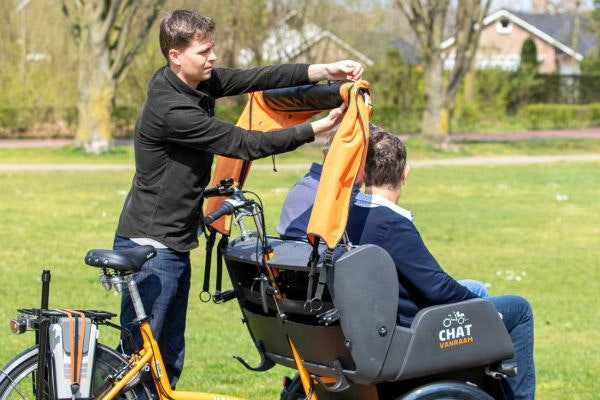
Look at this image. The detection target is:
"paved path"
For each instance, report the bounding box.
[1,153,599,171]
[449,127,600,142]
[0,138,133,148]
[1,127,600,148]
[1,128,599,171]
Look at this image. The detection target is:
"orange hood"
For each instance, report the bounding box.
[307,81,372,248]
[205,91,321,234]
[205,81,372,249]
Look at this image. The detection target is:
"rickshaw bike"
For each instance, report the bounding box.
[0,81,516,400]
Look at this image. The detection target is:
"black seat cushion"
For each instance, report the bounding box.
[84,245,156,273]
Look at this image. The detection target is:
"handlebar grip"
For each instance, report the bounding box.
[203,200,236,225]
[203,186,234,198]
[202,187,220,198]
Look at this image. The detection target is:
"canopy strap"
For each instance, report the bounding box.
[199,229,217,303]
[304,243,334,313]
[213,235,229,302]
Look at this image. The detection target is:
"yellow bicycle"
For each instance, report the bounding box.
[2,261,244,400]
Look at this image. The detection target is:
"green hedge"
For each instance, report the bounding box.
[0,107,78,138]
[371,105,421,134]
[0,107,77,132]
[520,103,600,130]
[0,104,248,138]
[0,106,139,138]
[215,103,245,124]
[3,102,600,138]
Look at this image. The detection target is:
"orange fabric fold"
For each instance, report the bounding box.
[205,92,321,234]
[307,80,372,248]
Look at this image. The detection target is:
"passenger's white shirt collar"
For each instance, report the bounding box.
[354,192,414,222]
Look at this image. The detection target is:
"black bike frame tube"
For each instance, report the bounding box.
[40,270,51,310]
[35,317,51,400]
[36,270,52,400]
[36,270,51,344]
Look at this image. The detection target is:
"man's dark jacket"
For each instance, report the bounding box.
[117,65,315,252]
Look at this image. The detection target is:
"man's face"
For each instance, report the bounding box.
[170,36,217,87]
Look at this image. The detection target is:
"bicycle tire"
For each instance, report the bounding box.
[397,380,494,400]
[0,344,151,400]
[279,374,305,400]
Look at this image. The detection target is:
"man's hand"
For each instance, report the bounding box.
[311,103,347,135]
[308,60,364,82]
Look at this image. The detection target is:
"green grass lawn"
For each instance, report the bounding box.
[0,148,598,398]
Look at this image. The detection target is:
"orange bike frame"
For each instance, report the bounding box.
[101,321,246,400]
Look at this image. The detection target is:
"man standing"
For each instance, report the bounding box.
[113,9,364,387]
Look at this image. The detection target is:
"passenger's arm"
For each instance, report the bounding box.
[386,222,478,304]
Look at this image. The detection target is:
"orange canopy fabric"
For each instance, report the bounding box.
[306,80,372,249]
[205,91,322,234]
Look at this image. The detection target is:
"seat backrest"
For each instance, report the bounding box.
[329,244,399,383]
[383,298,515,381]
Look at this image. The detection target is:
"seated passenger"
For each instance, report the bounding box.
[278,124,487,297]
[346,129,535,400]
[277,130,360,240]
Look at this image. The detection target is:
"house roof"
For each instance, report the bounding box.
[238,12,374,67]
[509,10,596,58]
[441,9,595,61]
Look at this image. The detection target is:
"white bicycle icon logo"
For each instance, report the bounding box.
[443,311,468,327]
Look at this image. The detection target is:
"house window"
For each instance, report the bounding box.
[496,17,513,34]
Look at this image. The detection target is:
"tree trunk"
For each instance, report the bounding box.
[463,65,476,104]
[421,55,449,143]
[75,48,115,153]
[397,0,489,145]
[221,0,242,67]
[63,0,165,153]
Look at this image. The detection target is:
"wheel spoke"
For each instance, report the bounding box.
[0,345,151,400]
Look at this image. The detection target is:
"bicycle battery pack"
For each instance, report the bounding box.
[49,316,98,399]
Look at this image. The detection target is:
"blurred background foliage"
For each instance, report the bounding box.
[2,0,600,139]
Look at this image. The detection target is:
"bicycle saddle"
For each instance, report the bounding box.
[84,246,156,273]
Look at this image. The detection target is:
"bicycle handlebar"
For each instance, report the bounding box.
[203,181,266,248]
[203,198,239,225]
[203,180,252,226]
[203,178,235,198]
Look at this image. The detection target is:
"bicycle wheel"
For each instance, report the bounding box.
[397,381,494,400]
[0,344,151,400]
[280,374,306,400]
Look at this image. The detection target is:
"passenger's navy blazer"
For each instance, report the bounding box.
[346,193,478,327]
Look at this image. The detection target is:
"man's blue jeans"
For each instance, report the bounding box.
[488,295,535,400]
[113,235,191,388]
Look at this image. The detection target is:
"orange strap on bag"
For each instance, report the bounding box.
[307,80,372,249]
[205,91,323,235]
[56,309,87,386]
